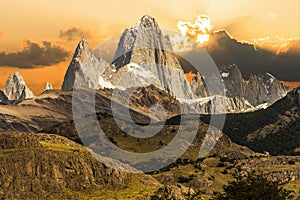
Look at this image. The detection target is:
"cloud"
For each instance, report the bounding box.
[252,36,300,54]
[59,27,91,41]
[0,40,69,68]
[179,30,300,81]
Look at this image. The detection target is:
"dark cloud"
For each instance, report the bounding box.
[179,30,300,81]
[0,40,69,68]
[59,27,91,41]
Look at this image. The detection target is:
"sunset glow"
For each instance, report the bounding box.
[172,15,212,52]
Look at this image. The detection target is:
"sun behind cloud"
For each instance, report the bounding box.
[172,14,212,52]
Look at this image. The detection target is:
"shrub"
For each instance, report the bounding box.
[213,172,293,200]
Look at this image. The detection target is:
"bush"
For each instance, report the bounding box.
[213,172,293,200]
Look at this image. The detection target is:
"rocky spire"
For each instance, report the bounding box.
[246,72,289,106]
[107,15,195,99]
[61,39,108,90]
[112,15,180,70]
[219,64,247,98]
[4,72,35,101]
[190,72,210,98]
[44,82,53,91]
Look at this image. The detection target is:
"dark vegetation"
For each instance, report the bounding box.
[213,172,293,200]
[201,93,300,156]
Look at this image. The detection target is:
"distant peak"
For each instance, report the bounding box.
[134,15,159,29]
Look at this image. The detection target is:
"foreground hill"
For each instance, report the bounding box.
[0,132,168,199]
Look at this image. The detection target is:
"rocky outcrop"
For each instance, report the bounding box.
[102,15,195,100]
[62,39,108,90]
[151,185,194,200]
[190,72,210,98]
[0,132,128,199]
[0,91,8,105]
[44,82,53,91]
[246,73,289,106]
[219,64,247,98]
[4,72,34,101]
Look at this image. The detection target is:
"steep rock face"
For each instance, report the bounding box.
[62,39,108,90]
[0,132,128,199]
[44,82,53,91]
[190,72,210,98]
[112,15,181,70]
[103,15,194,99]
[4,72,34,101]
[219,64,246,98]
[246,73,289,106]
[0,91,8,105]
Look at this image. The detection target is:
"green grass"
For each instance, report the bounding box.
[45,173,160,200]
[39,141,89,155]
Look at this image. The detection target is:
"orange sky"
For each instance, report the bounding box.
[0,0,299,94]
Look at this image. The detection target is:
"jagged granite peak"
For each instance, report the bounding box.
[104,15,195,99]
[219,64,247,98]
[190,72,210,98]
[62,38,108,90]
[112,15,180,69]
[0,91,8,105]
[44,82,53,91]
[4,72,35,101]
[246,72,289,106]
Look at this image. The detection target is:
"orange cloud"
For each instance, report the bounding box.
[252,36,300,54]
[59,27,92,41]
[0,40,70,68]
